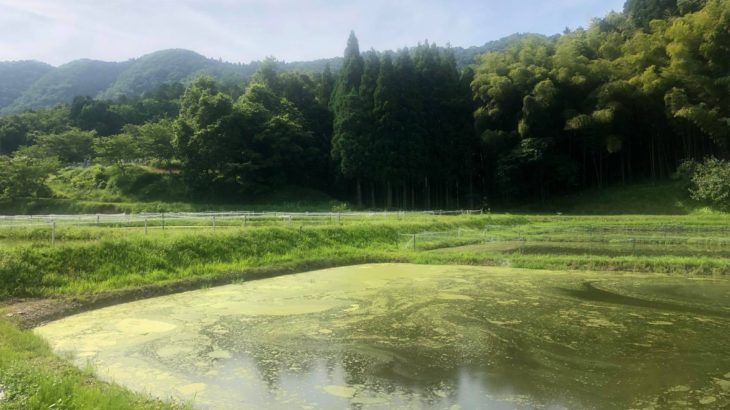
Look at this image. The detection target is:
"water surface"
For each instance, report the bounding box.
[36,264,730,409]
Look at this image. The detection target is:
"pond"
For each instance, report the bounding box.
[35,264,730,409]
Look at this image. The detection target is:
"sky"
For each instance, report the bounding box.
[0,0,626,66]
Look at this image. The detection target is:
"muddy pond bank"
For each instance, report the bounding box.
[36,264,730,409]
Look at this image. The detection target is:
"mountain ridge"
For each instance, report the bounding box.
[0,33,536,115]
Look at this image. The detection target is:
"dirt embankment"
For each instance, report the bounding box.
[2,257,394,329]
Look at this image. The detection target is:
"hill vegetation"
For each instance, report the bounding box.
[0,0,728,213]
[2,59,129,114]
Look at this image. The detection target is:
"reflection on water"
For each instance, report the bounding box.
[35,264,730,409]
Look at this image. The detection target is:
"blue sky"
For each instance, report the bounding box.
[0,0,625,66]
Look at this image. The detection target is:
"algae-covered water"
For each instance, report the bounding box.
[36,264,730,409]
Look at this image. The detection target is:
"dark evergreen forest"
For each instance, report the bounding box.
[1,0,728,209]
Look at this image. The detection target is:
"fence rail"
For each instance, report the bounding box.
[399,226,730,254]
[0,210,485,244]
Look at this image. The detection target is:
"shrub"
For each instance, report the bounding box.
[687,157,730,210]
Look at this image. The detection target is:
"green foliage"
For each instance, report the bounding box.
[625,0,679,28]
[19,128,96,164]
[687,157,730,209]
[48,165,186,202]
[471,0,730,202]
[93,133,142,169]
[0,155,59,199]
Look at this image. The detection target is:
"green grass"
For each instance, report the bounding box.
[0,317,187,410]
[512,180,716,215]
[2,211,730,409]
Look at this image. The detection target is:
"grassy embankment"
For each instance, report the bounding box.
[0,164,345,215]
[0,319,187,410]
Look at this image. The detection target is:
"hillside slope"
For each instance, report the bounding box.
[1,59,128,114]
[0,61,54,109]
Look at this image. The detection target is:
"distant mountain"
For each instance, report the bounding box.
[0,61,54,109]
[2,59,129,114]
[98,49,256,100]
[0,34,536,115]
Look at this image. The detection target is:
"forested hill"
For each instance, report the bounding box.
[1,0,729,211]
[0,37,523,116]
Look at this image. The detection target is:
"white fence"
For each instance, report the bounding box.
[0,210,484,244]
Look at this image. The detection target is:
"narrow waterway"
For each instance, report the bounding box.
[36,264,730,409]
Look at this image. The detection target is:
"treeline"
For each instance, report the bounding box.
[1,0,729,208]
[473,0,729,201]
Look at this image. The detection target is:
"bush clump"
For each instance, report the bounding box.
[678,158,730,210]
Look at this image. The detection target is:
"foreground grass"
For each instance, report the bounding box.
[0,317,187,410]
[1,212,729,409]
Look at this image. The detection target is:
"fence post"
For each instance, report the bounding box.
[212,216,216,231]
[51,220,56,245]
[96,214,100,227]
[162,212,165,230]
[144,218,148,235]
[413,234,417,251]
[288,215,293,227]
[337,212,341,225]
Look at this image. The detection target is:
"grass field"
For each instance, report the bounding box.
[1,211,729,408]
